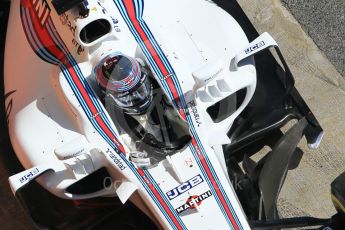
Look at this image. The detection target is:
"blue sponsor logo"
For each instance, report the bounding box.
[19,168,39,183]
[245,41,265,54]
[166,174,204,200]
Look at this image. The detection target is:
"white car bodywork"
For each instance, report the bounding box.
[4,0,280,229]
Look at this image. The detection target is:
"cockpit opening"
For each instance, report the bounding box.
[94,52,191,168]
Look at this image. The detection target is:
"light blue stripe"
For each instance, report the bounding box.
[134,0,140,18]
[113,0,234,226]
[23,4,179,229]
[61,67,118,147]
[114,0,174,101]
[118,155,178,230]
[22,9,59,64]
[132,21,181,107]
[193,137,243,229]
[141,17,243,225]
[112,2,189,228]
[137,19,178,106]
[46,19,105,118]
[47,20,118,137]
[116,1,159,73]
[113,1,243,228]
[61,65,93,118]
[50,15,179,229]
[138,20,176,80]
[133,5,243,226]
[61,65,121,151]
[188,145,235,230]
[144,170,188,230]
[141,174,178,229]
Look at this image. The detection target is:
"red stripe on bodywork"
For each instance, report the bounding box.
[191,140,239,230]
[23,0,125,153]
[138,169,183,230]
[121,0,239,229]
[21,1,179,228]
[124,0,185,119]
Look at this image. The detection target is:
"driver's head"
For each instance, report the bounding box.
[95,53,152,114]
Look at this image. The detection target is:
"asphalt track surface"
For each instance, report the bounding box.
[282,0,345,77]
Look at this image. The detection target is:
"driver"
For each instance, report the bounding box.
[94,53,153,115]
[94,52,190,168]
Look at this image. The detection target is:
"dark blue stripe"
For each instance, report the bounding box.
[112,0,243,228]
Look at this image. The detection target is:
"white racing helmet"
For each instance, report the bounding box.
[94,53,152,114]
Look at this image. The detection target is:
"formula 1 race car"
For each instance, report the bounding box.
[1,0,344,229]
